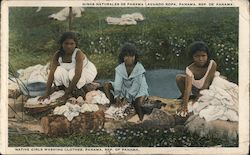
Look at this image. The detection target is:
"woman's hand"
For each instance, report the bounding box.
[176,103,188,117]
[38,95,50,101]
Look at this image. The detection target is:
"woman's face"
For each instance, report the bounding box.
[62,38,76,54]
[193,51,208,67]
[124,54,135,66]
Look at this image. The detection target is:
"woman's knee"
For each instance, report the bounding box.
[176,74,185,83]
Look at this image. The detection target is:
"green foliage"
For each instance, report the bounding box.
[9,7,238,82]
[9,127,238,147]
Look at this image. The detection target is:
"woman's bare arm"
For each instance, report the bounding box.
[201,61,217,90]
[38,52,59,100]
[183,74,193,105]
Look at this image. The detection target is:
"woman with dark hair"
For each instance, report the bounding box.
[103,43,148,121]
[39,32,97,102]
[175,41,217,116]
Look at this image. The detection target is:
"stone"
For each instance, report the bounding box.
[41,110,105,137]
[185,115,238,141]
[142,108,175,127]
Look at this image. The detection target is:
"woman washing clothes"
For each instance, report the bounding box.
[103,43,149,121]
[175,41,238,122]
[38,32,97,103]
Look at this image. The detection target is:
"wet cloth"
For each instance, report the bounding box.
[188,72,238,122]
[54,48,97,89]
[186,60,215,89]
[111,62,149,102]
[53,102,99,121]
[25,90,65,105]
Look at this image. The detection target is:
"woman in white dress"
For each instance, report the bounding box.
[39,32,97,102]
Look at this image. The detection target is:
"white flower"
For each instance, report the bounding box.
[170,128,175,133]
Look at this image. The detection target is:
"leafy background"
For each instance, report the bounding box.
[8,7,239,147]
[9,7,239,83]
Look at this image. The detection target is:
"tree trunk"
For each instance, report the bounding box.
[68,7,73,31]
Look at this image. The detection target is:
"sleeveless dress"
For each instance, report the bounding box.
[54,48,97,89]
[186,60,214,89]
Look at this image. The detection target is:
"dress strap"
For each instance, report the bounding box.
[72,48,78,60]
[185,67,193,77]
[203,60,214,78]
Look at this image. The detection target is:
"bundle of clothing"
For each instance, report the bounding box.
[9,64,49,97]
[106,12,144,25]
[188,72,238,122]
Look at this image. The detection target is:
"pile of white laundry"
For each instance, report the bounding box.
[53,102,99,121]
[106,12,144,25]
[17,64,49,83]
[188,72,239,122]
[9,64,49,96]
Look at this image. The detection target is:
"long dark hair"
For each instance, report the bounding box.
[59,32,78,56]
[118,42,139,64]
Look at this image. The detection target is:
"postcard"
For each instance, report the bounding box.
[1,0,249,154]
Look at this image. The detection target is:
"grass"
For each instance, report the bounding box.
[8,7,239,147]
[9,7,238,81]
[9,127,238,147]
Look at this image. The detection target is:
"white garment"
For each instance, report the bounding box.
[53,102,99,121]
[186,60,214,89]
[188,72,238,122]
[48,7,85,21]
[17,64,49,83]
[80,104,99,113]
[54,48,97,89]
[25,90,65,105]
[53,102,81,121]
[85,90,110,105]
[106,12,144,25]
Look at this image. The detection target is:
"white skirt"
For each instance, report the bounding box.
[54,61,97,89]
